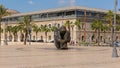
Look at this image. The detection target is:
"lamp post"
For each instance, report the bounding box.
[112,0,118,57]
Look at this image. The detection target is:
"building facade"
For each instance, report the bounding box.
[1,6,120,44]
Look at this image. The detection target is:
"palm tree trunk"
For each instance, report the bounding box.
[78,29,81,46]
[72,27,73,40]
[68,26,70,33]
[45,32,47,43]
[98,29,100,46]
[13,33,15,42]
[9,33,12,42]
[24,31,28,45]
[36,32,37,41]
[103,31,106,43]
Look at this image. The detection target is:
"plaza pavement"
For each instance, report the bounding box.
[0,42,120,68]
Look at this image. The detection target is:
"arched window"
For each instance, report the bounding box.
[41,36,43,40]
[91,35,94,41]
[41,25,43,27]
[100,36,102,41]
[33,36,35,40]
[49,36,51,40]
[58,24,60,28]
[82,36,84,42]
[48,24,51,28]
[116,36,118,40]
[45,25,47,27]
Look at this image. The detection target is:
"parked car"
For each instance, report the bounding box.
[50,40,54,43]
[27,40,36,42]
[115,41,120,47]
[36,40,44,42]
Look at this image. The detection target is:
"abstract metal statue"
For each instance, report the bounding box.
[54,26,71,49]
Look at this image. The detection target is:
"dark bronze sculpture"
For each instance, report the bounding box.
[54,26,71,49]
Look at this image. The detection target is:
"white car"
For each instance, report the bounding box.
[116,42,120,47]
[114,41,120,47]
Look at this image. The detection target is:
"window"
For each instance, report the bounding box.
[41,25,43,27]
[92,35,94,41]
[58,24,60,28]
[48,24,51,28]
[77,11,84,16]
[49,36,51,40]
[100,36,103,41]
[82,36,84,41]
[31,14,40,19]
[48,13,57,17]
[66,11,75,16]
[41,36,43,40]
[33,36,35,40]
[41,14,47,18]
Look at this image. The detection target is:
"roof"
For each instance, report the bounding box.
[3,6,120,18]
[7,9,20,14]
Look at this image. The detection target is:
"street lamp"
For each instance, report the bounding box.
[112,0,118,57]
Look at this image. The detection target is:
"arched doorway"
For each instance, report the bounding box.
[91,35,94,42]
[82,36,84,42]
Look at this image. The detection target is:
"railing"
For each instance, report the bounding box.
[33,15,76,21]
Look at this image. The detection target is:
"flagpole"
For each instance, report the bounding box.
[112,0,118,58]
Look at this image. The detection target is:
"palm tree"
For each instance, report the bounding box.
[0,5,9,45]
[117,15,120,24]
[11,26,20,42]
[50,25,57,32]
[74,18,81,46]
[18,16,32,45]
[105,10,114,46]
[33,24,41,41]
[116,25,120,31]
[91,20,103,46]
[17,24,25,42]
[41,25,51,43]
[101,24,109,43]
[6,26,13,41]
[64,20,71,32]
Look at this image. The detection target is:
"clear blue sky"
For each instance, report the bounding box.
[0,0,120,12]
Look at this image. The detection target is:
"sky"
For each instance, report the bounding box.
[0,0,120,13]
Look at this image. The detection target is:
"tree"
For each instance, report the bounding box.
[64,20,72,32]
[11,26,20,42]
[19,16,32,45]
[6,26,13,41]
[33,24,41,41]
[91,20,103,46]
[117,15,120,24]
[116,25,120,31]
[74,18,81,46]
[101,24,109,43]
[105,10,114,46]
[50,25,57,32]
[0,5,9,45]
[41,25,51,43]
